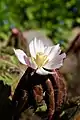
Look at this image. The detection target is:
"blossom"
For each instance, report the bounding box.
[13,38,66,75]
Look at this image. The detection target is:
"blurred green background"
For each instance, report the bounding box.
[0,0,80,47]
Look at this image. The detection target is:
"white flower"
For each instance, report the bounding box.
[13,38,66,75]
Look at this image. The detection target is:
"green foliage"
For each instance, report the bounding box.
[0,56,19,85]
[0,0,80,47]
[35,103,47,112]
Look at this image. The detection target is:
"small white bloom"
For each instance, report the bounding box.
[13,37,66,75]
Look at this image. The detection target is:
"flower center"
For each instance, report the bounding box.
[32,52,48,68]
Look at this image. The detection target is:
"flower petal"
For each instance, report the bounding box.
[44,45,61,57]
[36,67,54,75]
[29,38,36,58]
[47,44,61,61]
[24,56,37,69]
[13,48,37,69]
[29,38,45,58]
[44,53,66,70]
[44,46,54,56]
[34,38,44,54]
[13,49,29,65]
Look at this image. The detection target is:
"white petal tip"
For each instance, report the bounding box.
[57,44,60,46]
[13,48,28,65]
[56,44,60,48]
[34,37,37,41]
[13,48,18,55]
[13,48,16,52]
[63,53,66,59]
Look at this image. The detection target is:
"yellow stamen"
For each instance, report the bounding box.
[32,52,48,68]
